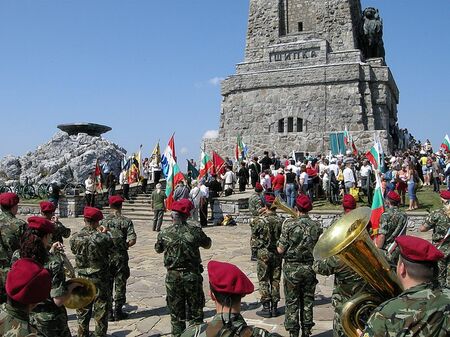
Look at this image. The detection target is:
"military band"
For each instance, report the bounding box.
[0,190,449,336]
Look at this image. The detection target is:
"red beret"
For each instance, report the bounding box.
[109,195,124,207]
[171,199,194,216]
[396,235,444,263]
[83,207,104,222]
[440,190,450,200]
[387,191,401,203]
[264,194,275,205]
[342,194,356,210]
[6,258,51,304]
[27,216,55,234]
[208,260,254,295]
[255,182,263,192]
[39,201,56,213]
[296,195,312,212]
[0,192,19,208]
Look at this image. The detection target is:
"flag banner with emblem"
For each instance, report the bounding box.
[199,150,213,179]
[151,141,161,165]
[370,172,384,238]
[128,155,140,184]
[212,151,226,175]
[122,156,132,171]
[441,134,450,152]
[187,159,199,179]
[161,134,176,178]
[234,134,248,162]
[94,160,103,191]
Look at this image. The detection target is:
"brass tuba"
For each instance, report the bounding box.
[313,207,403,337]
[56,251,97,309]
[271,196,298,218]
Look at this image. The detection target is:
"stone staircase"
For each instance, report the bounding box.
[121,192,172,223]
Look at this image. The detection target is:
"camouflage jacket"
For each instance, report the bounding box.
[313,256,367,310]
[52,220,71,244]
[277,215,322,264]
[0,303,37,337]
[181,313,278,337]
[101,213,137,256]
[363,283,450,337]
[0,212,26,269]
[379,207,407,250]
[248,193,263,217]
[423,208,450,255]
[155,221,211,272]
[251,212,282,254]
[69,226,113,278]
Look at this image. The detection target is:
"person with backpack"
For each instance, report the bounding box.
[181,260,280,337]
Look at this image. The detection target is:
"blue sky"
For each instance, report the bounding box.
[0,1,449,169]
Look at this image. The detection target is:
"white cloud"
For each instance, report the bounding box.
[203,130,219,139]
[180,147,189,155]
[208,77,225,86]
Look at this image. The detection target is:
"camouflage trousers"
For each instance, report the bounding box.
[331,294,346,337]
[165,270,205,337]
[257,251,282,303]
[0,267,7,304]
[283,262,318,334]
[109,258,131,309]
[76,276,111,337]
[437,247,449,288]
[30,303,71,337]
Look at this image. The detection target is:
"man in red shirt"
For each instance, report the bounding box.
[272,168,285,200]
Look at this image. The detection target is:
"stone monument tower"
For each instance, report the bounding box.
[205,0,399,156]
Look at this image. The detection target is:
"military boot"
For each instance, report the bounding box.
[301,327,312,337]
[250,249,257,261]
[114,305,129,321]
[108,309,115,322]
[271,301,279,317]
[289,330,299,337]
[256,302,272,318]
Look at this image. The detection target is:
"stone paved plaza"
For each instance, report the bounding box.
[24,215,430,337]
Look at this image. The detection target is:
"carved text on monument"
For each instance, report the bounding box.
[269,48,320,62]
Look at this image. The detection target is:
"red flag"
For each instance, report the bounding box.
[212,151,226,175]
[168,134,176,162]
[94,160,103,191]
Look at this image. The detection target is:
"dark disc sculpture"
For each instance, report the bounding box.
[57,123,112,137]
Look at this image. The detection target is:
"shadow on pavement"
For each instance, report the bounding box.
[313,330,333,337]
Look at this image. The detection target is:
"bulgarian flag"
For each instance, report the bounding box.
[344,126,358,155]
[370,173,384,238]
[235,134,248,161]
[161,135,184,210]
[365,137,384,171]
[441,134,450,153]
[199,150,213,179]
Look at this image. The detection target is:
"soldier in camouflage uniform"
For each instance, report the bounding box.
[277,195,322,337]
[313,194,367,337]
[70,207,113,337]
[251,194,283,318]
[101,195,137,321]
[362,235,450,337]
[249,182,264,261]
[39,201,71,244]
[419,190,450,287]
[12,216,80,337]
[375,191,407,262]
[155,199,211,337]
[0,193,27,304]
[0,258,51,337]
[181,260,280,337]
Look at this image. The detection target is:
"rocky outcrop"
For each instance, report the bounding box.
[0,132,126,186]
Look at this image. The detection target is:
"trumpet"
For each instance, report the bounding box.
[270,196,298,218]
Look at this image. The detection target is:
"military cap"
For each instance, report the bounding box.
[342,194,356,210]
[439,190,450,200]
[27,216,55,234]
[109,195,124,207]
[0,192,19,208]
[171,198,194,216]
[84,206,104,222]
[396,235,444,263]
[387,191,401,204]
[208,260,254,295]
[296,195,312,212]
[6,258,51,304]
[264,194,275,205]
[255,182,263,192]
[39,201,56,213]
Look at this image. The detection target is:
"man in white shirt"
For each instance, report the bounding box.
[343,162,356,194]
[221,166,236,195]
